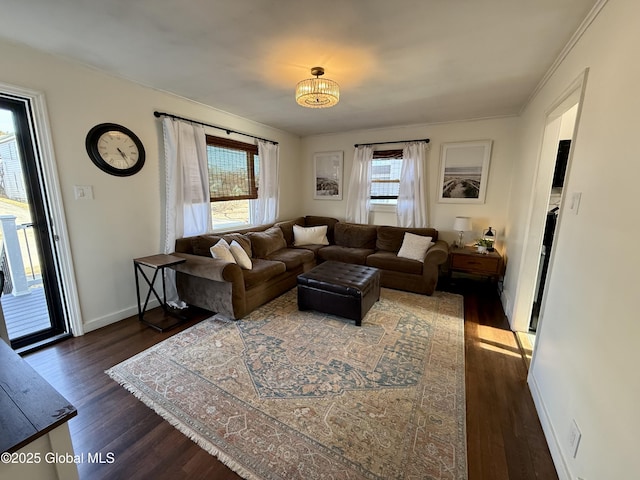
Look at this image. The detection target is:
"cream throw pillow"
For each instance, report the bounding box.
[293,224,330,246]
[210,238,236,264]
[397,233,434,262]
[229,240,252,270]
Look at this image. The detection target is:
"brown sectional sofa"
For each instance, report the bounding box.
[172,216,449,320]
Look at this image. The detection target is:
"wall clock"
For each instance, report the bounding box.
[85,123,145,176]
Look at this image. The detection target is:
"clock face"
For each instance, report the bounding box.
[86,123,145,176]
[97,130,140,170]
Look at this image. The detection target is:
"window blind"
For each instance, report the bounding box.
[371,149,403,200]
[206,136,258,202]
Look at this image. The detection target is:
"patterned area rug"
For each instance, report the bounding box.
[107,288,467,480]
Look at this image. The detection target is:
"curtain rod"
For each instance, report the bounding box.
[354,138,430,147]
[153,111,278,145]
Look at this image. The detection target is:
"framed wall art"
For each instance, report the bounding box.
[313,151,343,200]
[438,140,492,204]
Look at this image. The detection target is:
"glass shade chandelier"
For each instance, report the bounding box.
[295,67,340,108]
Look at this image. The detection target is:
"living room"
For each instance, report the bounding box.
[0,0,638,479]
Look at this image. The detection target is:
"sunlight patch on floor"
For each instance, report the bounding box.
[515,331,535,369]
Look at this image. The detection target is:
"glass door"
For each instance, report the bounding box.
[0,95,69,351]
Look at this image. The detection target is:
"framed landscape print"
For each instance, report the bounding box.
[314,151,343,200]
[438,140,492,204]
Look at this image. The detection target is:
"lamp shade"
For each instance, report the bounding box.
[453,216,472,232]
[295,67,339,108]
[483,227,496,240]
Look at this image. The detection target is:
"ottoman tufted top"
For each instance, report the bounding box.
[297,261,380,298]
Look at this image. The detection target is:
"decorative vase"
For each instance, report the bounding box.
[477,245,487,254]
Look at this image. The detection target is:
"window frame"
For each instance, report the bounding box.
[370,149,403,205]
[206,135,258,202]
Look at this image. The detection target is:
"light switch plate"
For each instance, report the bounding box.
[74,185,93,200]
[570,192,581,214]
[569,419,582,458]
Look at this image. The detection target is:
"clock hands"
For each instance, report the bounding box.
[117,147,131,166]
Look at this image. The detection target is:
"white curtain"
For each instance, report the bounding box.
[162,117,211,305]
[345,145,373,223]
[397,141,429,227]
[250,140,279,225]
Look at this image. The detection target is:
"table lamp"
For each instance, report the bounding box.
[483,227,496,251]
[453,216,472,248]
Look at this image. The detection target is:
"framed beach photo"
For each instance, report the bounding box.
[313,151,343,200]
[438,140,492,204]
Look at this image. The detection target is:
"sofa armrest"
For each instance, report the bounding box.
[423,240,449,266]
[172,252,242,283]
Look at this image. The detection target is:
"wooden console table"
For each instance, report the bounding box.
[449,246,503,281]
[0,339,78,479]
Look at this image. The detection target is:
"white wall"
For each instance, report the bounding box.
[301,118,518,247]
[0,38,301,332]
[504,0,640,477]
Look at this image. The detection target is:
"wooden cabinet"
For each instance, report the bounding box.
[449,246,503,280]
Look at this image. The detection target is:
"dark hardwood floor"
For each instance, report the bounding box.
[23,282,557,480]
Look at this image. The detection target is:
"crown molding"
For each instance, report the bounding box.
[521,0,609,113]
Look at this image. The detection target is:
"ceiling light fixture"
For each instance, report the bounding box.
[295,67,340,108]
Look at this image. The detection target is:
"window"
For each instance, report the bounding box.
[370,149,403,205]
[206,135,259,229]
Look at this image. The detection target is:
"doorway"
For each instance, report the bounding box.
[518,80,585,363]
[509,70,588,365]
[530,107,576,332]
[0,93,70,351]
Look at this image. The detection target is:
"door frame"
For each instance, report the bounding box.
[0,81,82,337]
[509,69,588,334]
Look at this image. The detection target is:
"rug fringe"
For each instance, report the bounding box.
[105,368,263,480]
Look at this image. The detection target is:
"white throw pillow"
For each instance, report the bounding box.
[210,239,236,264]
[229,240,253,270]
[293,224,330,246]
[397,233,434,262]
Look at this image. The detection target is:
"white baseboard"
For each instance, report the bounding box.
[82,299,160,333]
[528,372,572,480]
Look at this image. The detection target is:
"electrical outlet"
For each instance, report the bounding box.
[568,419,582,458]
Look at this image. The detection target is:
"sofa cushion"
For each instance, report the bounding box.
[229,240,253,269]
[366,251,423,275]
[264,248,315,270]
[293,224,329,246]
[305,216,340,243]
[397,233,434,262]
[247,226,287,258]
[192,234,224,256]
[334,223,378,249]
[292,244,325,255]
[274,217,305,246]
[223,233,252,257]
[318,245,375,265]
[376,226,439,252]
[191,233,252,257]
[209,238,236,264]
[242,258,286,289]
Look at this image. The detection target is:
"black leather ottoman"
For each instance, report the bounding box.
[297,261,381,326]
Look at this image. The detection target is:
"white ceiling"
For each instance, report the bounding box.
[0,0,598,137]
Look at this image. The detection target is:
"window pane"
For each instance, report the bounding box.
[207,145,257,201]
[371,158,402,201]
[211,199,250,229]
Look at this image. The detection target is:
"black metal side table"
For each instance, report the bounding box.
[133,254,186,332]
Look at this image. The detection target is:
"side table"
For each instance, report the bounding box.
[133,254,186,332]
[448,246,503,281]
